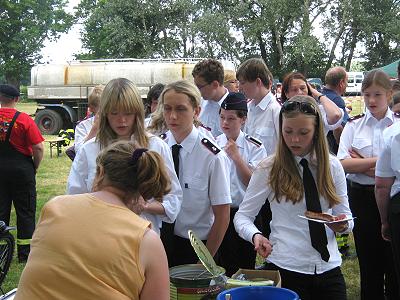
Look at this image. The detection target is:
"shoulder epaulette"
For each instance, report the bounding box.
[201,137,220,154]
[199,123,212,132]
[245,134,262,147]
[159,133,167,140]
[394,112,400,118]
[348,113,365,122]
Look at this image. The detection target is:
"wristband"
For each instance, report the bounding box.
[252,232,262,244]
[317,94,324,103]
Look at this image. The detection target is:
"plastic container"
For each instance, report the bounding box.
[217,286,299,300]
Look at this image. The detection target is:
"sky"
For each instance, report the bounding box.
[40,0,83,63]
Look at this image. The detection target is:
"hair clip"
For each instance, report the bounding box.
[131,148,148,165]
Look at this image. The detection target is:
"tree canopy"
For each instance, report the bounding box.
[75,0,399,79]
[0,0,73,87]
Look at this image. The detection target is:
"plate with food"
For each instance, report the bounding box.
[298,211,356,224]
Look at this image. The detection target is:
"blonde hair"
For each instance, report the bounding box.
[88,85,104,108]
[94,141,171,204]
[148,80,202,133]
[147,100,168,135]
[269,95,341,207]
[97,78,149,149]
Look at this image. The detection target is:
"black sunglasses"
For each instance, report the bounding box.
[281,100,317,116]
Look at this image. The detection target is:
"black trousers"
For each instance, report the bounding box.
[217,207,256,276]
[0,159,36,259]
[348,181,399,300]
[389,192,400,295]
[262,262,346,300]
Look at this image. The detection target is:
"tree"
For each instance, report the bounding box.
[76,0,186,59]
[0,0,73,87]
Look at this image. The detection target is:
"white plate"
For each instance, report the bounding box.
[298,215,356,224]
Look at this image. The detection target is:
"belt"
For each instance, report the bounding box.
[348,180,375,192]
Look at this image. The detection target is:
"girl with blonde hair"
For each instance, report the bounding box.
[67,78,182,234]
[235,95,353,299]
[16,141,171,300]
[159,80,231,267]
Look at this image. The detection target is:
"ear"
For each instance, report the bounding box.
[241,116,247,125]
[211,80,220,89]
[194,106,201,118]
[387,90,393,103]
[92,165,105,191]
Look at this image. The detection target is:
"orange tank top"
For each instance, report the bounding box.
[15,194,150,300]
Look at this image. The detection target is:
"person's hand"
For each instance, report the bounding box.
[224,138,240,161]
[131,196,147,215]
[326,214,349,233]
[253,234,272,258]
[349,148,364,159]
[363,167,375,178]
[306,82,319,98]
[381,222,391,242]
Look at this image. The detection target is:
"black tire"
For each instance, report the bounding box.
[35,109,63,135]
[0,233,14,286]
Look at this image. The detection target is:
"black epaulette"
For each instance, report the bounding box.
[245,134,262,147]
[159,133,167,140]
[200,123,212,132]
[348,113,365,122]
[394,112,400,118]
[201,137,220,154]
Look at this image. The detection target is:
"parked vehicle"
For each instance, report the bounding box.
[28,58,235,134]
[306,78,323,92]
[345,72,364,95]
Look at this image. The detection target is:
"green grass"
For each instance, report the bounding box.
[2,103,361,298]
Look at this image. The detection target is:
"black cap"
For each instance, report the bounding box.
[221,92,248,111]
[0,84,20,98]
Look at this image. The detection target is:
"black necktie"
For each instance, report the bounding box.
[171,144,182,179]
[300,158,330,262]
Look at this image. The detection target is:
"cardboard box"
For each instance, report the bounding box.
[230,268,281,288]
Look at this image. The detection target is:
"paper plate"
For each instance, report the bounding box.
[188,230,223,277]
[298,215,356,224]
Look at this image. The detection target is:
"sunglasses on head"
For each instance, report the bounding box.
[281,100,317,116]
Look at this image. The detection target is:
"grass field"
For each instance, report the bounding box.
[1,102,361,298]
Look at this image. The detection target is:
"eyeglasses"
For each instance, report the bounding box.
[195,82,210,90]
[281,100,317,116]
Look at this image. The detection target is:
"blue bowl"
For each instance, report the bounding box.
[217,286,299,300]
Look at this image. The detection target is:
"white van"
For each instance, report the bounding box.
[346,72,364,95]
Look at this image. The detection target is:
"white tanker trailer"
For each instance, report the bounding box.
[28,58,235,134]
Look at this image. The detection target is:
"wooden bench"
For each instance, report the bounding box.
[45,138,65,158]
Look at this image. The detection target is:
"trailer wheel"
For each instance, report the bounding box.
[35,109,63,135]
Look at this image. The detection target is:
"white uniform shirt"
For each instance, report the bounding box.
[338,108,400,185]
[319,104,344,134]
[164,126,232,240]
[234,154,353,275]
[144,115,152,128]
[74,117,95,154]
[66,135,183,234]
[376,122,400,197]
[216,131,267,207]
[199,89,229,137]
[243,92,281,155]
